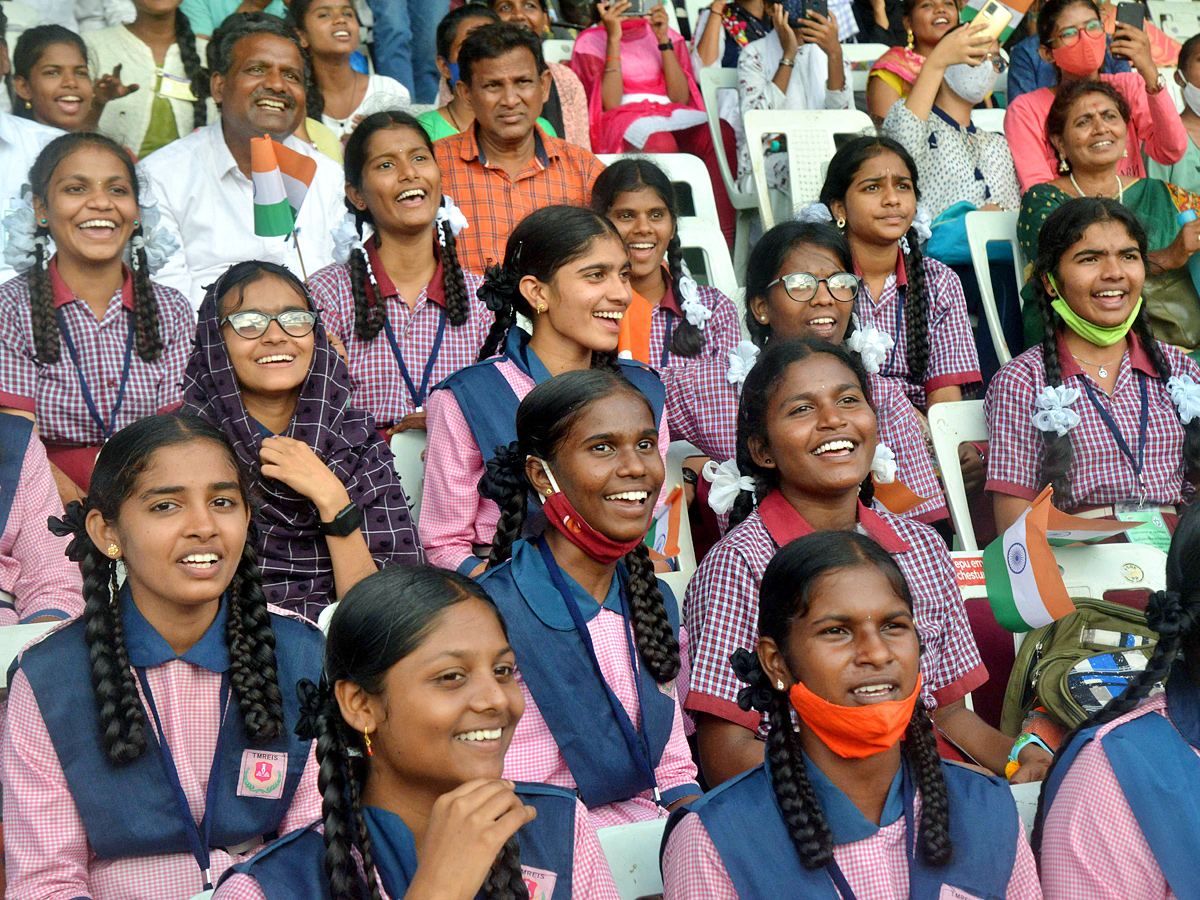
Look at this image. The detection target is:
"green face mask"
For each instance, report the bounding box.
[1047,275,1143,347]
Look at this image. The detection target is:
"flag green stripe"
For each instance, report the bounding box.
[254,199,295,237]
[983,537,1033,632]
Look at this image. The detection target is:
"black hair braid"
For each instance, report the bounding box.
[903,232,930,385]
[726,451,770,530]
[348,247,387,342]
[478,443,530,567]
[440,222,471,328]
[859,473,876,506]
[316,697,383,900]
[1036,293,1074,500]
[482,837,530,900]
[302,46,324,118]
[173,8,209,128]
[622,541,681,683]
[224,538,286,743]
[765,688,833,868]
[664,234,703,359]
[130,234,165,363]
[476,264,518,361]
[904,702,953,866]
[80,543,149,764]
[1130,313,1200,475]
[29,226,61,365]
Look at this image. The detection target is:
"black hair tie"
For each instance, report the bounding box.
[48,500,93,563]
[731,647,777,713]
[479,442,527,504]
[294,675,330,739]
[1147,589,1194,642]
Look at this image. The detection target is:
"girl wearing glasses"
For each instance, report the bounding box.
[0,133,195,504]
[181,260,423,619]
[1003,0,1186,192]
[665,221,947,525]
[682,338,1049,788]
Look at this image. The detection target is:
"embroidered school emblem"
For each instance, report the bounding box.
[939,886,985,900]
[237,750,287,800]
[521,865,557,900]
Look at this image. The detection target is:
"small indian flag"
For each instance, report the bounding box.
[617,292,654,365]
[983,486,1140,631]
[251,135,317,238]
[646,484,683,563]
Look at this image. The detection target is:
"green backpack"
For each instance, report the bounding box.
[1000,597,1160,736]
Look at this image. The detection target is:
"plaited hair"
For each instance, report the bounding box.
[26,133,164,366]
[477,369,681,683]
[1032,503,1200,856]
[173,8,209,128]
[67,414,285,764]
[733,531,951,869]
[591,158,704,358]
[728,338,877,529]
[1028,198,1200,499]
[317,565,528,900]
[475,205,624,368]
[341,110,471,340]
[820,136,930,384]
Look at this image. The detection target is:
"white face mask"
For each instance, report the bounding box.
[1183,79,1200,117]
[943,60,999,105]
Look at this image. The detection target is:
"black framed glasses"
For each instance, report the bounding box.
[220,309,319,339]
[1052,18,1104,47]
[767,271,861,303]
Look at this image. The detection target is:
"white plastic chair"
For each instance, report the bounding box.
[677,216,739,299]
[390,429,428,528]
[840,42,889,94]
[1010,782,1040,841]
[699,67,760,280]
[596,819,667,900]
[970,107,1007,133]
[965,210,1026,367]
[1149,0,1200,41]
[0,621,57,689]
[927,400,987,551]
[684,0,711,35]
[743,107,875,230]
[597,152,721,225]
[542,38,575,65]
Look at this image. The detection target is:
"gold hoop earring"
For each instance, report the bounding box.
[836,216,846,229]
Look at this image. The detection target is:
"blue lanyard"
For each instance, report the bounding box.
[135,668,231,890]
[535,536,661,802]
[659,313,675,370]
[381,305,447,411]
[56,309,134,440]
[824,765,917,900]
[1079,371,1149,481]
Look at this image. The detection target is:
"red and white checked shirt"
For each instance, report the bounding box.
[649,280,741,370]
[683,492,985,736]
[661,788,1042,900]
[664,359,947,522]
[434,124,606,273]
[0,425,82,624]
[307,241,491,427]
[1039,694,1184,900]
[214,799,621,900]
[420,358,672,573]
[854,254,981,412]
[2,610,321,900]
[985,332,1199,510]
[0,265,195,445]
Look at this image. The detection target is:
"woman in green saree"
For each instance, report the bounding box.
[1017,78,1200,348]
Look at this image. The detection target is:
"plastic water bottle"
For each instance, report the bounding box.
[1178,209,1200,297]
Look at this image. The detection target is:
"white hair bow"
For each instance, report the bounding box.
[703,458,756,515]
[2,195,54,275]
[796,202,834,225]
[1167,375,1200,425]
[1032,385,1082,436]
[871,443,897,483]
[331,213,365,265]
[126,204,179,276]
[726,341,760,392]
[845,318,895,375]
[678,274,711,330]
[435,194,469,246]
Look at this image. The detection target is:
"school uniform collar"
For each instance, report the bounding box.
[120,584,231,672]
[658,268,682,316]
[852,249,908,300]
[361,805,420,895]
[509,537,625,631]
[757,489,911,554]
[49,256,134,311]
[504,326,555,384]
[801,750,904,843]
[1056,329,1157,381]
[364,234,446,310]
[465,121,554,168]
[1166,669,1200,752]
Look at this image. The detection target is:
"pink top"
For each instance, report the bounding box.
[503,601,699,828]
[1003,72,1188,192]
[1039,693,1185,900]
[419,358,672,573]
[661,788,1043,899]
[2,611,321,900]
[0,425,82,623]
[213,800,621,900]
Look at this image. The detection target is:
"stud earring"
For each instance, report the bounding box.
[776,680,785,691]
[545,488,553,496]
[39,218,47,226]
[536,303,547,314]
[107,543,120,558]
[133,219,139,228]
[364,732,373,756]
[836,216,846,229]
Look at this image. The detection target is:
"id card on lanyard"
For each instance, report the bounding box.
[1080,373,1149,504]
[56,309,135,441]
[381,306,446,413]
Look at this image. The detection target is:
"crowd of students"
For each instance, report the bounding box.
[2,0,1200,897]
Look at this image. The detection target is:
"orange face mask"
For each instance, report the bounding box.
[788,675,922,759]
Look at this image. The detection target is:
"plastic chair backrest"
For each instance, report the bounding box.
[542,38,575,65]
[684,0,711,35]
[840,42,889,93]
[928,400,988,551]
[596,152,721,224]
[677,216,739,298]
[743,107,874,230]
[596,819,667,900]
[697,67,756,209]
[390,429,428,528]
[970,107,1007,133]
[965,209,1025,366]
[1149,0,1200,41]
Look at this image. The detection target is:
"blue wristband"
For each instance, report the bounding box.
[1009,732,1052,764]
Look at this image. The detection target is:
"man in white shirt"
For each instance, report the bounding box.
[139,12,343,307]
[0,6,63,286]
[736,6,853,203]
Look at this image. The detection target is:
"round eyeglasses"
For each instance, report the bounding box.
[1052,18,1104,48]
[766,271,861,303]
[220,309,319,339]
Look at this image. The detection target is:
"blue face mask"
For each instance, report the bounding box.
[445,60,460,86]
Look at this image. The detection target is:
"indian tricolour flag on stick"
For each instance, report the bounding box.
[646,485,683,563]
[251,135,316,237]
[983,486,1141,632]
